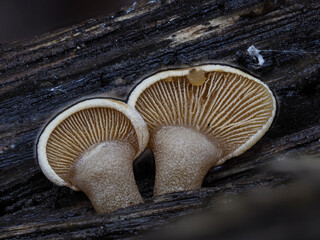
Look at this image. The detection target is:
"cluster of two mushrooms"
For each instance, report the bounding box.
[37,65,276,213]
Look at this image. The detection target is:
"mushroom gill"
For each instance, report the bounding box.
[37,99,149,213]
[128,65,276,195]
[46,107,139,182]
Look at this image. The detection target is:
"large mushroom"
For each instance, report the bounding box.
[37,98,149,213]
[128,65,276,196]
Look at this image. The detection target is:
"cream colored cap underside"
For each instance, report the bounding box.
[128,65,276,165]
[37,99,149,188]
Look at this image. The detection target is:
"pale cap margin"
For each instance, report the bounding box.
[37,98,149,190]
[128,64,276,166]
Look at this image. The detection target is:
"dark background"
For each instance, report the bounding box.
[0,0,134,42]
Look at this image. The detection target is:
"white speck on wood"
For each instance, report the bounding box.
[148,0,160,4]
[126,2,137,14]
[116,3,160,22]
[247,45,265,66]
[76,77,86,82]
[49,85,66,93]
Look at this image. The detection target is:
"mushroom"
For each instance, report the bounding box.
[128,65,276,196]
[37,98,149,213]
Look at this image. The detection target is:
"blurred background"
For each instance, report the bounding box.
[0,0,135,43]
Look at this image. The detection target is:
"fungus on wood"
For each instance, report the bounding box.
[37,98,149,213]
[1,0,320,239]
[128,65,276,195]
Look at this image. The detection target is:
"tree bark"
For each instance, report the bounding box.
[1,0,320,239]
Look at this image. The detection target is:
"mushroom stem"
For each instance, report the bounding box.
[152,126,222,196]
[69,141,143,213]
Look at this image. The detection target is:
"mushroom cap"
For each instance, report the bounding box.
[37,98,149,190]
[128,64,276,165]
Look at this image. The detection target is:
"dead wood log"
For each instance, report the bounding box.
[1,0,320,239]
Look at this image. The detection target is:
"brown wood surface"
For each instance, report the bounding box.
[1,0,320,239]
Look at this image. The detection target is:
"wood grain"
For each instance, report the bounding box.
[1,0,320,238]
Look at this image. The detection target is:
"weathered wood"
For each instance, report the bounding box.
[1,0,320,238]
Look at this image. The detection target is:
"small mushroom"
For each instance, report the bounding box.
[128,65,276,196]
[37,98,149,213]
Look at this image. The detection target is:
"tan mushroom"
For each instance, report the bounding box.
[128,65,276,196]
[37,98,149,213]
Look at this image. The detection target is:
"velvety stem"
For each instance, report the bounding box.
[69,141,143,213]
[152,126,221,196]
